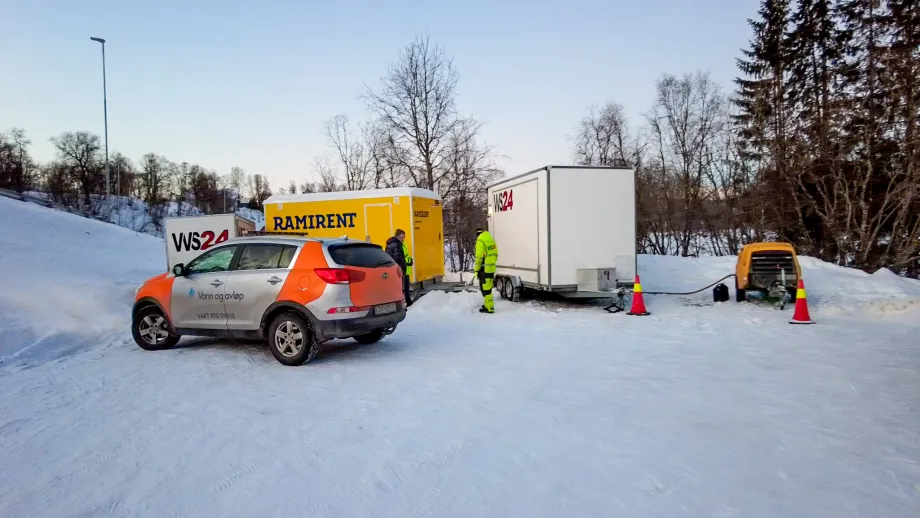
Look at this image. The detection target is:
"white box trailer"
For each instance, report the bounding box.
[486,165,636,301]
[164,213,257,271]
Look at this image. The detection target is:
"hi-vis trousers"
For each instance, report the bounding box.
[478,270,495,313]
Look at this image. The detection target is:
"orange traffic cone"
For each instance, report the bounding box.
[627,275,650,316]
[789,278,815,324]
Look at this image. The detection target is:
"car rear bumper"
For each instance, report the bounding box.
[313,306,407,342]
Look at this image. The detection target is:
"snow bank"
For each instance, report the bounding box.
[0,197,165,367]
[637,253,920,318]
[796,256,920,315]
[100,197,267,237]
[102,196,202,236]
[411,290,483,314]
[20,191,267,238]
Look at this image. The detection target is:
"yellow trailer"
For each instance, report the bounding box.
[262,187,445,284]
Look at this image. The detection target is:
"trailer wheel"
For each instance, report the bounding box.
[502,277,516,301]
[735,278,746,303]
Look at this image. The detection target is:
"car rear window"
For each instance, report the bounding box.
[328,244,395,268]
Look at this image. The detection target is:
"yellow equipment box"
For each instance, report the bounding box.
[735,241,802,302]
[263,187,445,284]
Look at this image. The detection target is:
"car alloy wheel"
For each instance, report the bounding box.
[274,320,304,358]
[138,314,170,346]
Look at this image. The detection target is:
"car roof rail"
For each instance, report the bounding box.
[242,231,310,238]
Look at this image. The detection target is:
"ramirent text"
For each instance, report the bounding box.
[273,213,358,231]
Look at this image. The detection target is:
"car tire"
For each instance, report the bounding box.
[132,306,180,351]
[268,312,318,366]
[354,330,385,345]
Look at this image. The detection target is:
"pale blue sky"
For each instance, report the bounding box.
[3,0,757,190]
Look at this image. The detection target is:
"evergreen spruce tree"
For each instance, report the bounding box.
[881,0,920,274]
[787,0,839,151]
[733,0,795,239]
[834,0,889,151]
[783,0,846,257]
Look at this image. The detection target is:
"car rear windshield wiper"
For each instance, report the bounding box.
[376,260,393,266]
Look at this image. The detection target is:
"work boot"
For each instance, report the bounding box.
[479,306,493,314]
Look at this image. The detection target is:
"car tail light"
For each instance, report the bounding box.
[396,268,403,278]
[314,268,365,284]
[327,306,371,314]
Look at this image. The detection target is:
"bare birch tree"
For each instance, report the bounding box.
[645,72,726,256]
[50,131,103,206]
[361,33,461,192]
[572,102,641,167]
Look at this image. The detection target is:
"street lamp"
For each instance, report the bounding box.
[90,36,110,197]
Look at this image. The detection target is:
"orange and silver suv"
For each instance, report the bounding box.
[132,236,407,365]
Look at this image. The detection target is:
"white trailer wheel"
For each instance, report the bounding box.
[502,277,516,301]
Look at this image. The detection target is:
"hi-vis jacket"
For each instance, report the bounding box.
[402,242,413,278]
[474,231,498,274]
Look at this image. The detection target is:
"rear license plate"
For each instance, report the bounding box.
[375,302,397,315]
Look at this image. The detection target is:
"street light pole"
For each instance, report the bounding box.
[90,36,110,197]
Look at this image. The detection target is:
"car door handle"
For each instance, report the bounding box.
[211,280,224,287]
[267,276,283,285]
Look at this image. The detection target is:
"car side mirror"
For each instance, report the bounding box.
[172,264,185,276]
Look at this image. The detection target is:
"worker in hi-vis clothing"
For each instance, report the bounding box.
[401,239,413,305]
[385,229,413,307]
[474,227,499,314]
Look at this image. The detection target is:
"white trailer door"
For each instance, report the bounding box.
[491,177,540,284]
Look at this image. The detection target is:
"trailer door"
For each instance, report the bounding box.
[411,197,444,283]
[364,203,393,247]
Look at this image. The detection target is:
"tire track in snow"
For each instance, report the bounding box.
[409,439,467,518]
[208,452,276,494]
[162,450,279,517]
[47,451,118,490]
[67,497,123,518]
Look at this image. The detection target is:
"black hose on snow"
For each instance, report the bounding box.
[641,273,737,296]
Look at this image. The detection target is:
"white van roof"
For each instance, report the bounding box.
[264,187,441,205]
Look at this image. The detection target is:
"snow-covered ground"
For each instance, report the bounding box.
[1,195,919,517]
